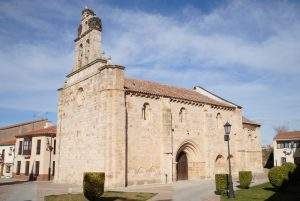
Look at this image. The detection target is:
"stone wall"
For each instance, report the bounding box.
[124,93,263,185]
[55,61,107,185]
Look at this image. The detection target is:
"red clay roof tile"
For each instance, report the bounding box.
[124,78,234,108]
[274,131,300,140]
[15,126,56,138]
[0,139,15,146]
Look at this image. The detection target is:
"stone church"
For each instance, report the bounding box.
[54,8,263,188]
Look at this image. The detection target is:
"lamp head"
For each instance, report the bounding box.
[224,122,231,135]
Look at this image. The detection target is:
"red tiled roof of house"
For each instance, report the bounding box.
[242,116,261,126]
[124,78,235,108]
[0,119,47,130]
[15,126,56,138]
[274,131,300,140]
[0,139,15,146]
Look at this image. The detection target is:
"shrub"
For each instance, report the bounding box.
[239,171,252,189]
[215,174,228,195]
[268,166,288,189]
[282,162,297,183]
[83,172,105,201]
[282,162,296,174]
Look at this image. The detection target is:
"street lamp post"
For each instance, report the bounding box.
[224,122,235,198]
[46,138,53,181]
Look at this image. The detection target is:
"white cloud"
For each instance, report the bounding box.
[101,1,300,74]
[0,0,299,144]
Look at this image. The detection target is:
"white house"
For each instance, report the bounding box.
[0,140,15,178]
[273,131,300,166]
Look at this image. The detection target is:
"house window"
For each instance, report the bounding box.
[1,149,4,161]
[283,141,290,148]
[35,161,40,176]
[277,141,286,149]
[179,107,186,123]
[23,138,32,155]
[52,161,55,176]
[16,161,21,175]
[142,103,150,120]
[53,139,56,155]
[18,141,23,155]
[6,164,11,173]
[9,147,13,156]
[36,139,41,155]
[25,161,30,176]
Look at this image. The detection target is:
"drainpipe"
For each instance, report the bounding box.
[124,94,128,187]
[171,111,174,182]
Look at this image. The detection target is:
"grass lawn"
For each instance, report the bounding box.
[45,191,156,201]
[221,182,300,201]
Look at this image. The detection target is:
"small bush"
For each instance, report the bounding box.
[215,174,229,195]
[83,172,105,201]
[282,162,297,183]
[239,171,252,189]
[268,166,288,189]
[282,162,296,174]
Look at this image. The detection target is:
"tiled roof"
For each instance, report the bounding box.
[242,116,261,126]
[0,119,47,130]
[124,78,235,108]
[15,126,56,138]
[0,139,15,146]
[274,131,300,140]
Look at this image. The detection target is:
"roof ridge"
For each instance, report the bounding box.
[124,77,235,108]
[0,119,48,130]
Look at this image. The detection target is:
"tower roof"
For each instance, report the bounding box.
[81,8,95,16]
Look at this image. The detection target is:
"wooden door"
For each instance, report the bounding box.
[177,151,188,180]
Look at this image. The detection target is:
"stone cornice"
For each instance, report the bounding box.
[125,90,234,110]
[66,58,107,78]
[98,64,125,72]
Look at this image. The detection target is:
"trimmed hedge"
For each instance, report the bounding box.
[268,166,288,189]
[239,171,252,189]
[215,174,229,195]
[83,172,105,201]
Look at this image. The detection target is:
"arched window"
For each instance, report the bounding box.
[216,113,222,128]
[179,107,186,123]
[142,103,150,120]
[77,87,84,106]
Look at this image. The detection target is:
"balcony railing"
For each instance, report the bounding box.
[22,149,31,155]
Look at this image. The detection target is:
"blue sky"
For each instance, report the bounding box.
[0,0,299,145]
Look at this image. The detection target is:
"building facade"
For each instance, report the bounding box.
[55,8,263,188]
[13,125,56,181]
[0,140,15,178]
[273,131,300,166]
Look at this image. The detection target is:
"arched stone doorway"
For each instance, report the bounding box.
[175,140,202,181]
[176,151,188,180]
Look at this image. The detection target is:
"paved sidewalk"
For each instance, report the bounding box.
[0,176,268,201]
[112,179,219,201]
[0,181,82,201]
[0,178,27,186]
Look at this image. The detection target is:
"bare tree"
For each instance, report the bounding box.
[273,125,289,134]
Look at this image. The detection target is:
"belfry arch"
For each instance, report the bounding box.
[175,140,203,180]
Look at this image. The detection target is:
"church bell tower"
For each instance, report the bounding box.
[56,8,126,189]
[73,8,103,71]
